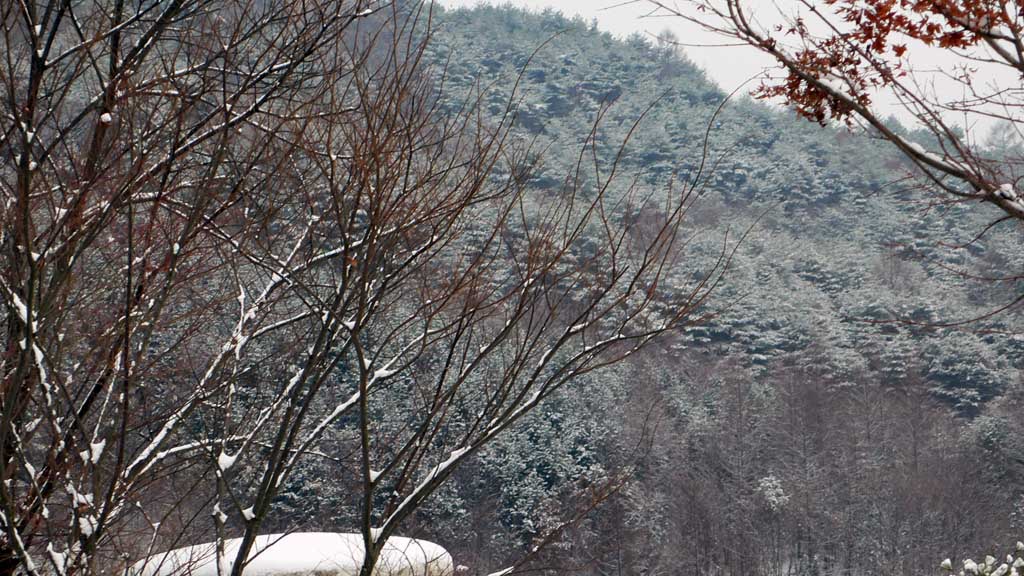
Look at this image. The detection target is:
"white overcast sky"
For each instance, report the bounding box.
[432,0,1016,135]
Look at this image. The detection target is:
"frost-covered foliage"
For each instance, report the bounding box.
[755,475,790,512]
[941,542,1024,576]
[404,5,1024,574]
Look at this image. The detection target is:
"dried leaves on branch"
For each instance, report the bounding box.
[643,0,1024,225]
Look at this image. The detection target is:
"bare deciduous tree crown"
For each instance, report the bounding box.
[0,2,726,575]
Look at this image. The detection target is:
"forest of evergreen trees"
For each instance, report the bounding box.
[395,6,1024,575]
[2,2,1021,575]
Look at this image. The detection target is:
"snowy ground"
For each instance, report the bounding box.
[130,532,454,576]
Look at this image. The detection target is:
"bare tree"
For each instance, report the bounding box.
[0,1,730,575]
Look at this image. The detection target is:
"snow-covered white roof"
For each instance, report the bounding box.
[131,532,453,576]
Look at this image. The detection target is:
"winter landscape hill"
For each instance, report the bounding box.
[2,2,1021,576]
[397,5,1024,574]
